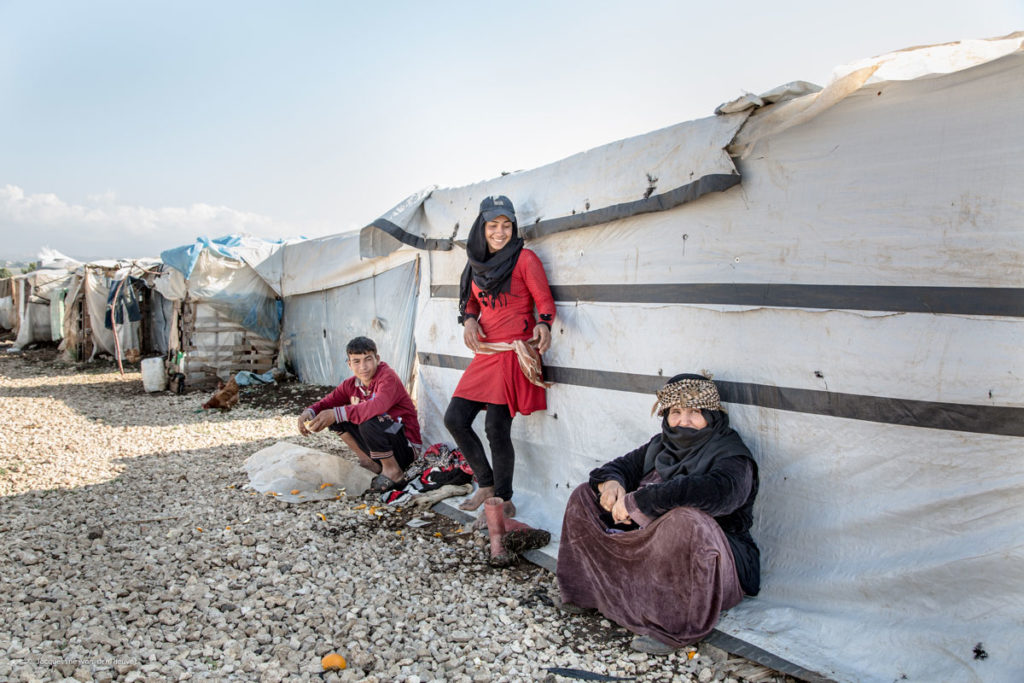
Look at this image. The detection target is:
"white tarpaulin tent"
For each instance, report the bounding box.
[357,34,1024,683]
[269,230,420,387]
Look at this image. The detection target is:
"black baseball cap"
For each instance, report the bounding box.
[479,195,516,223]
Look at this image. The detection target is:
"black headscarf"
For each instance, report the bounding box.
[642,374,752,481]
[457,212,524,322]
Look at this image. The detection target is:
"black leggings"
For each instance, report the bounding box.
[443,397,515,500]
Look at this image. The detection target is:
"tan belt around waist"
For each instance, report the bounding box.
[474,339,553,389]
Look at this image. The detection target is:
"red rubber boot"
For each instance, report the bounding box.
[484,497,514,567]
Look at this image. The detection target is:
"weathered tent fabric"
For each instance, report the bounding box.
[160,236,284,342]
[59,261,163,362]
[148,288,173,355]
[272,230,421,387]
[12,269,74,350]
[48,288,66,341]
[273,230,418,298]
[364,37,1024,683]
[84,268,126,358]
[729,32,1024,159]
[0,295,13,330]
[158,236,287,385]
[360,112,748,257]
[282,256,419,387]
[184,249,281,343]
[0,277,14,330]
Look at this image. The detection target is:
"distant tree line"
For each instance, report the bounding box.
[0,262,39,278]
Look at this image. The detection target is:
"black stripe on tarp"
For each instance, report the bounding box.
[519,173,741,240]
[703,631,836,683]
[368,218,455,251]
[363,172,741,252]
[417,353,1024,437]
[429,283,1024,317]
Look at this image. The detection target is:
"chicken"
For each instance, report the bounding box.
[202,377,239,410]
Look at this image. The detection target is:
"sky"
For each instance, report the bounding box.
[0,1,1021,262]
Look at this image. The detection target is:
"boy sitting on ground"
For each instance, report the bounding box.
[298,336,421,492]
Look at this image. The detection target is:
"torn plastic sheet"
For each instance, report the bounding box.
[234,369,279,386]
[243,441,352,503]
[186,249,282,342]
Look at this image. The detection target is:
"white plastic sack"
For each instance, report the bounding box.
[243,441,372,502]
[0,296,13,330]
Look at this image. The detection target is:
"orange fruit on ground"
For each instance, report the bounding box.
[321,653,347,671]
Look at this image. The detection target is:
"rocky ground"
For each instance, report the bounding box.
[0,342,795,683]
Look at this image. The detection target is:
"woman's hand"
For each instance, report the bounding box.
[597,480,626,512]
[611,498,633,525]
[463,317,485,352]
[530,323,551,354]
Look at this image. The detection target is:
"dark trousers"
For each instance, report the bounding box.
[329,416,415,470]
[443,397,515,500]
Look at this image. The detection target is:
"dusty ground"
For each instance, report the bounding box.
[0,343,793,682]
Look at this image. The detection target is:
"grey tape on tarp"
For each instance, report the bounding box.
[430,283,1024,318]
[363,173,741,252]
[519,173,741,240]
[417,353,1024,437]
[367,218,454,252]
[717,381,1024,436]
[703,630,837,683]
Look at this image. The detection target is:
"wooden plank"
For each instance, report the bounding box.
[192,318,244,326]
[185,353,275,363]
[184,344,277,353]
[187,346,276,354]
[185,366,274,378]
[187,357,276,367]
[190,327,247,334]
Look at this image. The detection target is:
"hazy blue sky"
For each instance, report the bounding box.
[1,1,1020,261]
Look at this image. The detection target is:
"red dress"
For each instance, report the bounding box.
[454,249,556,416]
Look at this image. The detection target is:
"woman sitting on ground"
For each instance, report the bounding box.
[556,373,760,655]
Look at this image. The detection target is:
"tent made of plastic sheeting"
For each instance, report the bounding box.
[60,260,170,363]
[158,236,288,388]
[10,268,76,350]
[0,278,15,330]
[360,35,1024,683]
[160,235,284,343]
[273,230,420,387]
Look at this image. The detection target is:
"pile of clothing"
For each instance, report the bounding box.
[381,443,474,506]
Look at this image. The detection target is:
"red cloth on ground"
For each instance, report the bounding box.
[307,361,421,445]
[455,249,555,416]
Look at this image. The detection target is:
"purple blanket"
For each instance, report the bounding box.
[557,483,743,647]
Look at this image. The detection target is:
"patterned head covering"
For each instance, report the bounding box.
[652,375,721,416]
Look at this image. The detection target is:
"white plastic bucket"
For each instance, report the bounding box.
[141,357,167,392]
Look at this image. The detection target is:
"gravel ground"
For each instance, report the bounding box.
[0,342,794,683]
